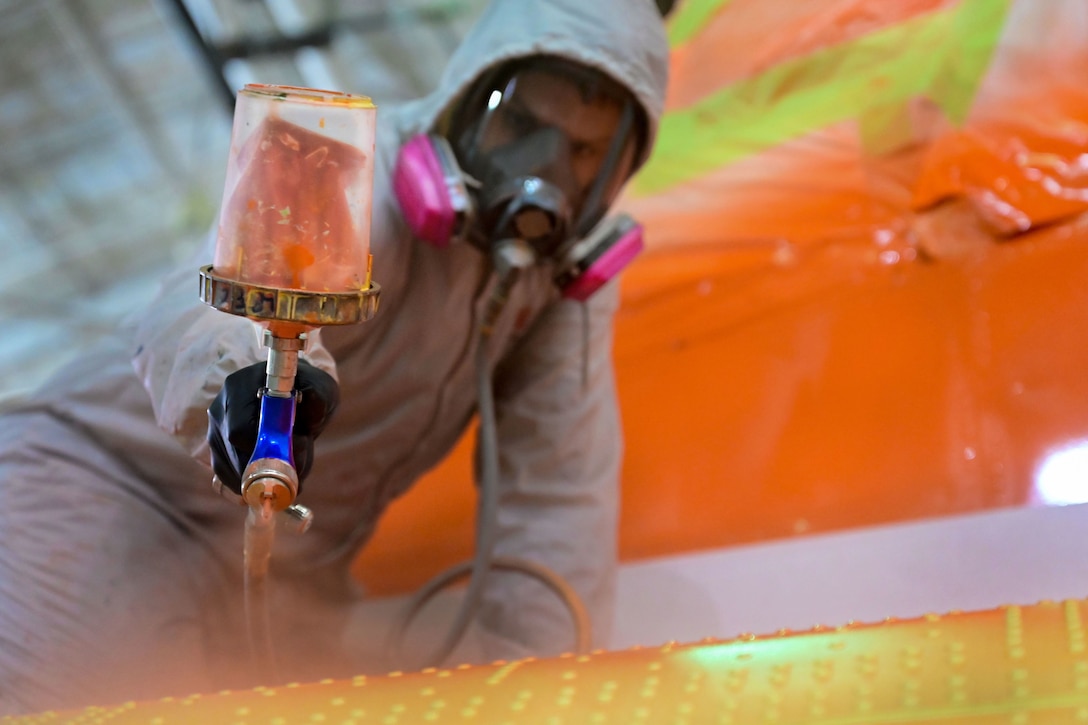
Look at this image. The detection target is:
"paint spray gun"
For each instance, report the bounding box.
[198,84,379,671]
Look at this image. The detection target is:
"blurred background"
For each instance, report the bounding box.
[0,0,489,399]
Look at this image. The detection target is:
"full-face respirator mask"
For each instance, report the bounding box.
[393,57,647,301]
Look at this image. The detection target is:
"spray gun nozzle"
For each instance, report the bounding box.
[241,457,299,512]
[259,496,275,524]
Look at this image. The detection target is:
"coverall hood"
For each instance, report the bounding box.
[394,0,670,172]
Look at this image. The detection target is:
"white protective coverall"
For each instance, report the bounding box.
[0,0,667,714]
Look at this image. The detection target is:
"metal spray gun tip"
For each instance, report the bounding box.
[241,457,300,512]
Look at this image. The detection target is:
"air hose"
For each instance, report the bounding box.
[386,244,592,668]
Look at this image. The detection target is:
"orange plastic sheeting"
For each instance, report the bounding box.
[667,0,959,109]
[354,1,1088,595]
[356,216,1088,596]
[640,0,1088,242]
[614,219,1088,559]
[25,599,1088,723]
[628,120,908,249]
[354,434,476,596]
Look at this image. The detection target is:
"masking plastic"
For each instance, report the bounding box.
[213,84,376,293]
[355,0,1088,596]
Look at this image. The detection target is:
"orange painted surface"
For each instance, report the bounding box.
[28,599,1088,722]
[353,0,1088,597]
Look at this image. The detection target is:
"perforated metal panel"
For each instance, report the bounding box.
[17,599,1088,723]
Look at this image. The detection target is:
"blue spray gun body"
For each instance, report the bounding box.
[252,393,295,468]
[239,332,305,519]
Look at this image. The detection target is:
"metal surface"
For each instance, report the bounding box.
[19,598,1088,722]
[280,503,314,534]
[198,265,381,327]
[264,332,305,395]
[241,455,298,511]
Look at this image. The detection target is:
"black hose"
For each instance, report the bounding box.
[384,267,591,668]
[388,325,500,668]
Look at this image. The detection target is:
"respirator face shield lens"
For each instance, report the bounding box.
[452,59,642,248]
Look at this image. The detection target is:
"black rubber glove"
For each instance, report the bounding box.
[207,359,340,497]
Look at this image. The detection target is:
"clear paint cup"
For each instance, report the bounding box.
[213,84,377,294]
